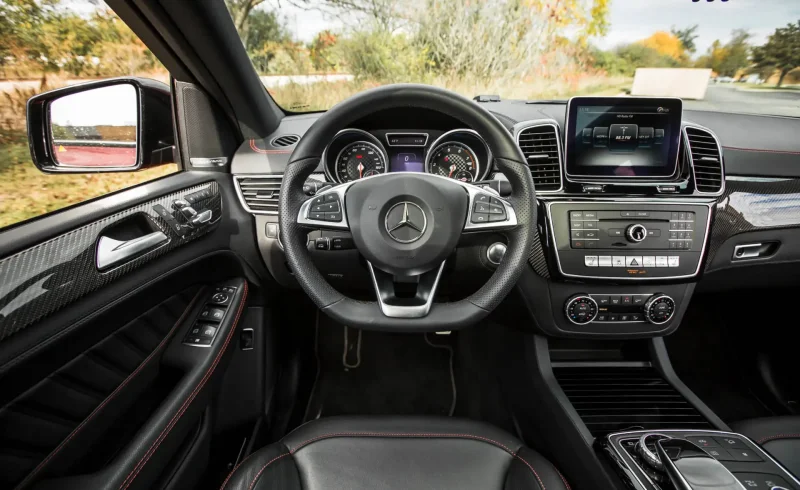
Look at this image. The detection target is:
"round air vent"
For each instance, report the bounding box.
[271,134,300,147]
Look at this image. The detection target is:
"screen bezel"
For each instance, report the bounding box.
[564,96,683,181]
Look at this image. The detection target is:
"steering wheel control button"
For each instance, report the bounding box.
[471,213,489,224]
[311,201,340,213]
[565,295,598,325]
[644,295,676,324]
[315,237,331,250]
[331,237,354,250]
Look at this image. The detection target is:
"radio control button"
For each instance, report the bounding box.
[668,256,680,267]
[586,241,597,248]
[572,240,584,249]
[608,228,624,237]
[598,256,612,267]
[583,211,598,219]
[626,256,643,267]
[656,256,669,267]
[584,256,599,267]
[570,211,583,220]
[612,256,626,267]
[647,229,661,237]
[571,230,584,239]
[584,221,597,229]
[584,230,598,239]
[621,211,635,217]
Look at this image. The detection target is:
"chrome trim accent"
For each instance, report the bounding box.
[424,129,492,182]
[563,96,683,184]
[637,433,669,471]
[385,132,429,147]
[241,328,254,351]
[384,201,427,243]
[545,199,715,281]
[322,128,389,183]
[627,223,647,243]
[233,174,282,215]
[296,172,518,232]
[733,243,764,259]
[367,261,446,318]
[564,295,599,325]
[333,140,388,181]
[643,294,675,325]
[607,429,800,490]
[513,119,564,193]
[684,123,726,197]
[486,242,507,265]
[726,176,790,182]
[96,231,168,271]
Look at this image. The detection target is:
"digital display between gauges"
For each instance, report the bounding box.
[426,142,479,182]
[335,141,387,182]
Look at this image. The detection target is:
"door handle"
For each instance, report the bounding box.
[732,242,778,261]
[96,231,168,270]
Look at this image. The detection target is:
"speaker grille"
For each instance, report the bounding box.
[516,123,563,192]
[235,175,282,214]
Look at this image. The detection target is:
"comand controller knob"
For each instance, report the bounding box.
[626,223,648,243]
[644,294,676,325]
[564,295,598,325]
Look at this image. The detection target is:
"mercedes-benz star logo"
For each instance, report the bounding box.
[385,202,427,243]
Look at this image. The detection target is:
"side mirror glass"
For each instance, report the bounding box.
[27,77,175,173]
[49,84,138,169]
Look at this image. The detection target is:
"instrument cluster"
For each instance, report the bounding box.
[322,128,492,184]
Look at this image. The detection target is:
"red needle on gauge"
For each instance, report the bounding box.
[448,164,457,178]
[358,162,364,179]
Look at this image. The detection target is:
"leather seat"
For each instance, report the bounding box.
[221,416,571,490]
[732,415,800,477]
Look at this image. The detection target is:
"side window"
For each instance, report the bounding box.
[0,1,179,230]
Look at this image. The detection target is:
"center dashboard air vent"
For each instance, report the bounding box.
[516,123,563,192]
[235,175,282,214]
[685,126,724,194]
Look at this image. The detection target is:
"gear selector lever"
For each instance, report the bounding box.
[637,433,745,490]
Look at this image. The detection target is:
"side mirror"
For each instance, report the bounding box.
[26,77,175,173]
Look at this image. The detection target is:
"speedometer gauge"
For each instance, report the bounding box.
[335,141,387,182]
[427,142,479,182]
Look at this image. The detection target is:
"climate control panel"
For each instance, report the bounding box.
[565,293,676,325]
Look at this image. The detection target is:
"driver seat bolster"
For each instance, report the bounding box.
[221,416,570,490]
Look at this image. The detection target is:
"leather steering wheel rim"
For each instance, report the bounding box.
[279,84,535,331]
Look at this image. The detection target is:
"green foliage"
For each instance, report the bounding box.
[336,29,428,82]
[591,44,680,77]
[671,25,699,54]
[695,30,751,78]
[752,20,800,87]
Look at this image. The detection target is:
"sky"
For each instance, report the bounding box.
[277,0,800,56]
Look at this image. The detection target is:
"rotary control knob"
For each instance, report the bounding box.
[565,295,598,325]
[644,294,676,325]
[626,223,647,243]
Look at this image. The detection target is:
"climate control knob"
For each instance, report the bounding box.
[626,223,648,243]
[565,295,598,325]
[644,294,676,325]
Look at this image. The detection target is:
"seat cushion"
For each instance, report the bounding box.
[732,415,800,477]
[221,416,571,490]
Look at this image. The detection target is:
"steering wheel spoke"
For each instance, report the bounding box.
[367,261,446,318]
[462,185,518,232]
[297,183,352,230]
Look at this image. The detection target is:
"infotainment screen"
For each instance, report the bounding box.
[565,97,682,179]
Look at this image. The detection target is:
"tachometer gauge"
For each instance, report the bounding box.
[427,142,479,182]
[335,141,387,182]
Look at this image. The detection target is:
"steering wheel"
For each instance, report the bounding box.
[279,84,535,331]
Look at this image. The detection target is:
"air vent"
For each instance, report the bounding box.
[685,127,723,194]
[554,366,712,437]
[271,134,300,147]
[235,176,281,214]
[516,123,563,192]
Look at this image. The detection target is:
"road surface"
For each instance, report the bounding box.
[686,85,800,117]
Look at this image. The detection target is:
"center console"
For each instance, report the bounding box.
[605,430,799,490]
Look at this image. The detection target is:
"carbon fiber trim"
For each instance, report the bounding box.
[705,177,800,266]
[0,182,221,341]
[528,231,550,278]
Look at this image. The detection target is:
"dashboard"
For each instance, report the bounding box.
[321,128,491,183]
[231,95,800,340]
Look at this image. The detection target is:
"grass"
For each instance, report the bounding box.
[269,74,633,111]
[0,131,178,229]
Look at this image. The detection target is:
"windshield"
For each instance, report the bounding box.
[226,0,800,117]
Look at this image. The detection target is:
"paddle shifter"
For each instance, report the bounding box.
[636,434,746,490]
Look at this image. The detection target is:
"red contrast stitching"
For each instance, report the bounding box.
[119,283,249,490]
[15,289,206,490]
[513,454,547,490]
[249,139,291,154]
[247,453,290,490]
[555,468,572,490]
[757,433,800,444]
[723,146,800,155]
